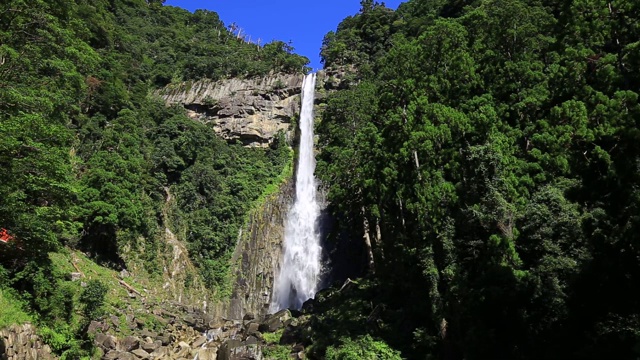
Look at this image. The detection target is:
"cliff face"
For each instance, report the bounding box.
[157,74,304,147]
[224,179,294,320]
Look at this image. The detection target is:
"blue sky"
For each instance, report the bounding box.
[164,0,403,71]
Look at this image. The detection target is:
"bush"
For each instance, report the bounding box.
[0,289,32,328]
[79,280,108,320]
[263,345,291,360]
[326,335,402,360]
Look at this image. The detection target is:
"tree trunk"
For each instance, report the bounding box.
[362,207,376,274]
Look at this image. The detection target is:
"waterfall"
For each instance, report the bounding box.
[271,73,322,311]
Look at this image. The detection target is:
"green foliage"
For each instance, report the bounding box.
[326,335,402,360]
[0,0,299,353]
[79,280,108,320]
[0,289,32,329]
[262,329,284,344]
[262,344,291,360]
[318,0,640,358]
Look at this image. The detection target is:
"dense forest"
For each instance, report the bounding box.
[0,0,305,357]
[314,0,640,359]
[3,0,640,359]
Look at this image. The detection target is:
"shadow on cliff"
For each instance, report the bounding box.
[317,203,368,290]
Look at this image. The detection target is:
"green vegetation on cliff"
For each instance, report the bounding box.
[316,0,640,359]
[0,0,305,356]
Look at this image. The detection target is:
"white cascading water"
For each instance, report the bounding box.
[271,73,322,311]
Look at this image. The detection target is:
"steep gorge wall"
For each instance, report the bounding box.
[157,74,304,147]
[223,179,294,320]
[0,325,54,360]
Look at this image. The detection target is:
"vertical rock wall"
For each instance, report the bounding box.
[224,179,294,320]
[0,324,54,360]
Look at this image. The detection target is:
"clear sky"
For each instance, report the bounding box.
[163,0,403,71]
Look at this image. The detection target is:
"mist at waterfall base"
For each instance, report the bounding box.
[271,73,323,311]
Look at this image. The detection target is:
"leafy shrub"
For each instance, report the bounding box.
[79,280,108,320]
[326,335,402,360]
[262,329,284,344]
[263,345,291,360]
[0,289,32,328]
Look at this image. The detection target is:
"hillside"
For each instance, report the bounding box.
[3,0,640,359]
[0,0,306,358]
[312,0,640,359]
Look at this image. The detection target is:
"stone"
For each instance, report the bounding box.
[103,350,122,360]
[141,340,161,353]
[131,348,150,359]
[140,329,156,339]
[135,318,146,328]
[87,320,108,335]
[245,322,260,336]
[242,313,255,321]
[182,315,196,327]
[192,335,207,348]
[157,74,304,147]
[95,333,117,351]
[196,347,218,360]
[156,334,172,346]
[153,314,168,326]
[111,315,121,326]
[206,328,222,341]
[117,352,137,360]
[208,320,222,329]
[284,317,299,327]
[118,336,140,352]
[70,272,82,281]
[150,346,170,359]
[245,336,258,346]
[120,269,130,279]
[175,344,191,358]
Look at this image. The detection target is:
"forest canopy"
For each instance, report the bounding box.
[0,1,304,356]
[316,0,640,359]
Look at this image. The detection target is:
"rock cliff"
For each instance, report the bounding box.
[0,324,54,360]
[223,179,294,320]
[157,74,305,147]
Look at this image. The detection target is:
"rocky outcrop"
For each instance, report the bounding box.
[88,304,306,360]
[223,179,294,320]
[157,74,305,147]
[0,324,54,360]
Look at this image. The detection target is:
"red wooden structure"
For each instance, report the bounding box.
[0,228,12,243]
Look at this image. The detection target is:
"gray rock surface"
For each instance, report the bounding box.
[157,74,304,147]
[223,179,294,320]
[0,324,55,360]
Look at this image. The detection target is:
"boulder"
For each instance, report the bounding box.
[259,309,291,333]
[150,346,170,359]
[192,335,207,348]
[141,340,162,353]
[218,339,263,360]
[131,348,150,359]
[95,333,117,351]
[103,350,122,360]
[70,272,82,281]
[155,333,173,346]
[118,336,140,352]
[245,322,260,337]
[87,320,109,335]
[196,347,218,360]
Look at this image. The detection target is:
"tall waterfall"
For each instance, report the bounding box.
[272,73,322,311]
